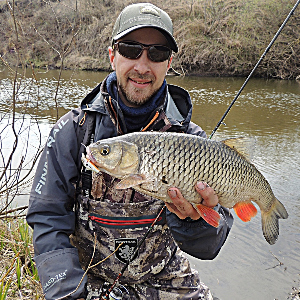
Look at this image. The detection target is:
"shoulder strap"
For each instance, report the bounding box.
[76,110,96,171]
[75,110,97,198]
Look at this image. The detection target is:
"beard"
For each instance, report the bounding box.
[118,73,159,106]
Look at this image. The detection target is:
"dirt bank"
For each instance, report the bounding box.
[1,0,300,79]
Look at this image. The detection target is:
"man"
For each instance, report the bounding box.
[27,3,233,300]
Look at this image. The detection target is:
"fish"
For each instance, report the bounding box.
[83,131,288,245]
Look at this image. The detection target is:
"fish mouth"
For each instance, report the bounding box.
[86,147,98,165]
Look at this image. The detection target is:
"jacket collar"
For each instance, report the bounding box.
[80,74,193,133]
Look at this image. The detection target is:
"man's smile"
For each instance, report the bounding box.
[129,77,152,88]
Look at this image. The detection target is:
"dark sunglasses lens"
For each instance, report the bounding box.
[149,46,171,62]
[117,43,142,59]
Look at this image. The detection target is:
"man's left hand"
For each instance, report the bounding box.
[166,181,218,220]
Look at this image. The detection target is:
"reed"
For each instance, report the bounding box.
[0,219,43,299]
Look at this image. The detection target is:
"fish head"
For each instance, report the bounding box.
[87,138,139,177]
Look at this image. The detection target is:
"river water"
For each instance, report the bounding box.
[0,68,299,300]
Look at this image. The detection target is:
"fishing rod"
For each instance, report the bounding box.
[209,0,300,139]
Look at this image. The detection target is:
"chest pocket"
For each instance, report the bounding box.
[71,194,177,284]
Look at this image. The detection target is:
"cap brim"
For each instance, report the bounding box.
[113,25,178,53]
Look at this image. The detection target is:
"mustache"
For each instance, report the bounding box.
[127,72,155,81]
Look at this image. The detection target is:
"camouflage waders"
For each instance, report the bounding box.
[71,172,213,300]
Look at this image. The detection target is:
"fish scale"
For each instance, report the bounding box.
[85,131,288,244]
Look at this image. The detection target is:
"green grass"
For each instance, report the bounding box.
[0,219,43,299]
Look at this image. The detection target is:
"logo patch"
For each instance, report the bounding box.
[115,238,138,264]
[140,6,160,17]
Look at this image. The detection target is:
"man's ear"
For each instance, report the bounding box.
[108,47,115,70]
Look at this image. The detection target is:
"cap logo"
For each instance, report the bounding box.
[140,6,160,18]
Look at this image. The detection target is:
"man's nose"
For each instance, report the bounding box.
[133,49,151,74]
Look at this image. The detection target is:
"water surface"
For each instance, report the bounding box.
[0,68,299,300]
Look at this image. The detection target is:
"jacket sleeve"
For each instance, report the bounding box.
[166,205,233,259]
[167,121,234,260]
[26,110,87,300]
[186,121,207,138]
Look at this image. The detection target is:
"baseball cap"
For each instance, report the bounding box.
[112,3,178,53]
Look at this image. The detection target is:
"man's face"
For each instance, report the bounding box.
[109,27,173,107]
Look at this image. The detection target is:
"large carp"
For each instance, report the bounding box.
[83,131,288,245]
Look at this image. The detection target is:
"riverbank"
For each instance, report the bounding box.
[0,0,300,79]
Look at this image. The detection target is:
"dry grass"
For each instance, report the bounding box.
[0,0,300,78]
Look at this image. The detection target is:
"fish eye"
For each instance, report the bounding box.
[100,145,110,156]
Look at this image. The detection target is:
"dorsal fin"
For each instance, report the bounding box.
[221,137,255,161]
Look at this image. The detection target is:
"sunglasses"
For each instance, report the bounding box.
[113,41,172,62]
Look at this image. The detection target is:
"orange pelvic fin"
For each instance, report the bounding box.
[194,203,221,228]
[233,202,257,222]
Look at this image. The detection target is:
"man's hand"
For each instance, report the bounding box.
[166,181,218,220]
